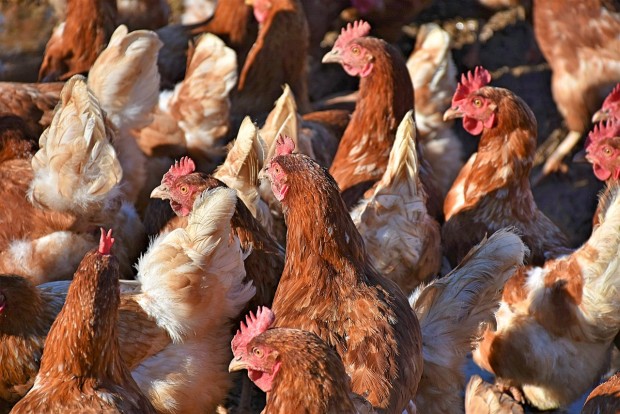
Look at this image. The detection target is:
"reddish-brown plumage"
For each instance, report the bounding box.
[11,230,156,414]
[39,0,118,82]
[264,149,423,412]
[0,275,65,412]
[582,372,620,414]
[443,84,569,266]
[325,28,441,217]
[232,0,311,120]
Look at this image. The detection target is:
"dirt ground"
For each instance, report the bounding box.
[0,0,607,412]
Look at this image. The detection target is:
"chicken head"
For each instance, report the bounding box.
[443,66,497,135]
[229,307,278,392]
[322,20,374,78]
[593,83,620,123]
[585,120,620,181]
[150,156,216,216]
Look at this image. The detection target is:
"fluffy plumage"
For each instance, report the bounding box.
[11,231,156,414]
[474,183,620,410]
[351,111,441,295]
[443,67,569,266]
[265,137,423,412]
[411,229,527,414]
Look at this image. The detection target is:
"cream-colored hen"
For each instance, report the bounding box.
[474,183,620,410]
[351,111,441,295]
[129,186,255,413]
[0,76,144,283]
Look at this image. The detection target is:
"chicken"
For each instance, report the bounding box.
[0,115,37,164]
[322,21,442,217]
[473,182,620,410]
[0,276,66,412]
[411,229,526,414]
[263,135,423,412]
[228,307,378,413]
[39,0,118,82]
[581,372,620,414]
[406,23,463,196]
[351,111,441,295]
[10,230,156,414]
[442,66,569,266]
[0,76,145,283]
[129,187,255,413]
[1,187,254,413]
[149,153,284,315]
[87,24,163,206]
[232,0,311,122]
[138,32,237,172]
[465,375,524,414]
[533,0,620,177]
[592,82,620,123]
[228,229,526,414]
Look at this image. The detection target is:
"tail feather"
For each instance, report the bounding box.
[168,33,237,160]
[260,85,315,160]
[375,110,419,197]
[137,187,255,342]
[214,116,266,218]
[411,229,527,414]
[28,75,122,215]
[88,25,163,131]
[575,183,620,341]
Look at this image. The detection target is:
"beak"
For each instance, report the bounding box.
[150,184,170,200]
[228,356,248,373]
[592,109,609,124]
[443,106,464,121]
[322,49,341,64]
[245,0,253,5]
[572,150,589,163]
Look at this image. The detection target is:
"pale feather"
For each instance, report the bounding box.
[351,111,441,295]
[28,75,122,216]
[136,186,255,342]
[167,33,237,162]
[410,229,527,414]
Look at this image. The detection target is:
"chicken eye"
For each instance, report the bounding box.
[180,185,189,194]
[351,46,360,55]
[603,147,613,157]
[473,98,483,107]
[252,347,264,358]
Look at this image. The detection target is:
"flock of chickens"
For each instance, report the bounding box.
[1,0,620,413]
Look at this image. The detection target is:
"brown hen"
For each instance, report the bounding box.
[443,66,569,266]
[264,135,423,412]
[10,230,156,414]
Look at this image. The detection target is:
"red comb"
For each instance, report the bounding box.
[98,228,114,255]
[231,307,275,355]
[275,134,295,156]
[452,66,492,106]
[334,20,371,49]
[162,156,196,184]
[602,83,620,110]
[585,120,620,149]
